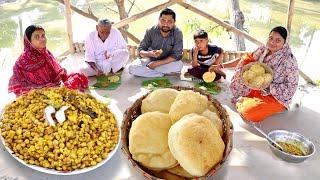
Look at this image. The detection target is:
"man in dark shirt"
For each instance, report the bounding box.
[129,8,183,77]
[187,29,226,81]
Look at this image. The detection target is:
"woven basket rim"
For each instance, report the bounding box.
[241,62,273,90]
[121,86,234,179]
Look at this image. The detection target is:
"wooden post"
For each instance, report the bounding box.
[64,0,74,53]
[286,0,295,36]
[113,0,179,28]
[177,1,264,46]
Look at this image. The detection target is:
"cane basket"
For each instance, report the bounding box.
[121,86,233,179]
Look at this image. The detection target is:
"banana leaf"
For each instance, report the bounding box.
[142,77,172,90]
[194,81,222,95]
[89,73,122,90]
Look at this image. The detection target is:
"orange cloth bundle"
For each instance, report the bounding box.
[240,90,285,122]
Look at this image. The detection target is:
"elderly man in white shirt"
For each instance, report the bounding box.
[81,18,129,76]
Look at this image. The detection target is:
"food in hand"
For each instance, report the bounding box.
[202,72,216,83]
[157,49,163,54]
[153,49,163,56]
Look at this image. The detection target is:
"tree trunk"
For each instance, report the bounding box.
[229,0,245,51]
[114,0,129,42]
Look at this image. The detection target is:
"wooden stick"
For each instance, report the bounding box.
[55,0,98,21]
[120,30,140,44]
[64,0,74,53]
[113,0,179,28]
[177,1,264,46]
[286,0,295,35]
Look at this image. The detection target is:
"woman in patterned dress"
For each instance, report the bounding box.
[211,26,299,122]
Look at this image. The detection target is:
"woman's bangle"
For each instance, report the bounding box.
[219,63,224,69]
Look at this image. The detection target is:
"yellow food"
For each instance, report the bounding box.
[201,110,223,136]
[108,75,120,83]
[129,111,177,170]
[168,114,225,176]
[250,75,265,88]
[141,88,178,114]
[202,72,216,83]
[276,141,305,156]
[242,63,273,89]
[242,70,256,81]
[169,90,208,124]
[167,165,194,178]
[250,63,265,74]
[0,87,119,172]
[236,97,263,113]
[157,49,163,55]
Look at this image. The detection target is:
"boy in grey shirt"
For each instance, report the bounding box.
[129,8,183,77]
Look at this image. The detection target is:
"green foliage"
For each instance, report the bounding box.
[0,19,17,48]
[183,18,227,43]
[184,18,226,36]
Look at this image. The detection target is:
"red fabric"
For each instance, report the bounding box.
[8,36,89,96]
[8,36,67,96]
[241,90,285,122]
[63,73,89,92]
[242,53,256,65]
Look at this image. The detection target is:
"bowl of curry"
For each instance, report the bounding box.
[267,130,315,163]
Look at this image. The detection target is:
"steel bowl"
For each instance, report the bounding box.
[267,130,315,163]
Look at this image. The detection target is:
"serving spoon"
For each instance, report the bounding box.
[248,122,284,151]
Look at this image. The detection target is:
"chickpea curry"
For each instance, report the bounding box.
[0,87,119,171]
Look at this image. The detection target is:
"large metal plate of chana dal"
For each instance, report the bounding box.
[0,87,121,175]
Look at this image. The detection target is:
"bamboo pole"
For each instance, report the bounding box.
[64,0,74,53]
[56,0,98,21]
[113,0,179,28]
[286,0,295,35]
[177,1,264,46]
[120,30,140,44]
[285,0,314,84]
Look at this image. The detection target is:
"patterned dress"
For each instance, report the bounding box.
[230,43,299,108]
